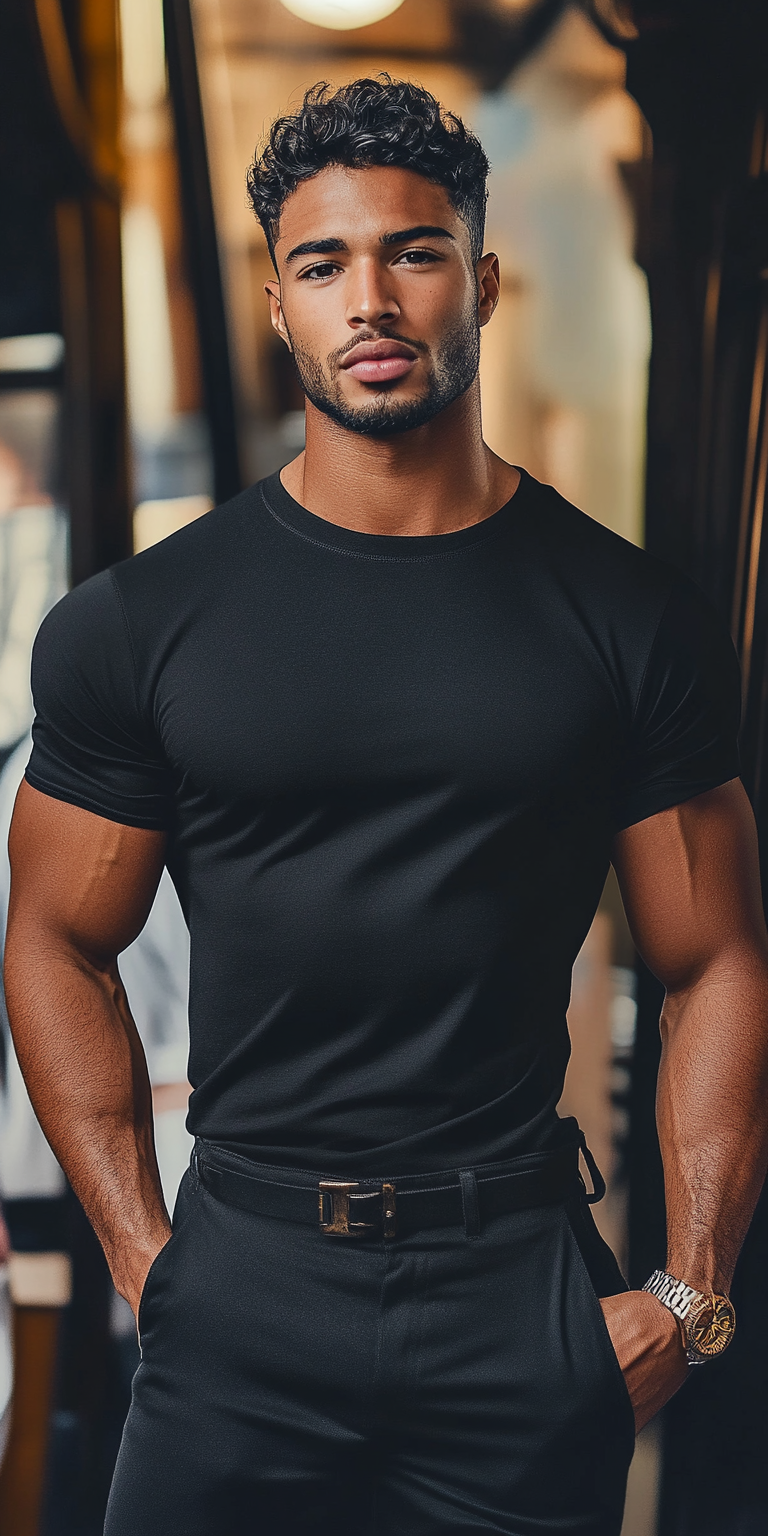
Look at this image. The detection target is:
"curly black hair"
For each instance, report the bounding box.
[247,76,489,267]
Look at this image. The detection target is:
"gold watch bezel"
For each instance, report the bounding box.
[684,1292,736,1359]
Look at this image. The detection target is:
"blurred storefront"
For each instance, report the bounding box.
[0,2,767,1533]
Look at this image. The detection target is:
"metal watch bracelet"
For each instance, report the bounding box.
[642,1268,736,1365]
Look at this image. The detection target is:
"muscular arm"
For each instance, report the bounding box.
[606,778,768,1427]
[5,781,170,1315]
[615,777,768,1294]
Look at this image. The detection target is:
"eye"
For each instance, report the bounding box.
[299,261,340,281]
[396,248,440,266]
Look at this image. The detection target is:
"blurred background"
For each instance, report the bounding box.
[0,1,767,1531]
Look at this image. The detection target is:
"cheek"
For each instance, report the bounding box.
[284,288,345,361]
[397,270,476,333]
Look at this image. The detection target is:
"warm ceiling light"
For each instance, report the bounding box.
[280,0,406,29]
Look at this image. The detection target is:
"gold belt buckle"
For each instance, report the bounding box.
[318,1180,397,1238]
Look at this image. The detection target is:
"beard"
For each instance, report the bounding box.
[288,309,481,438]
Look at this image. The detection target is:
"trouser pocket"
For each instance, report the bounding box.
[138,1163,199,1347]
[563,1198,636,1441]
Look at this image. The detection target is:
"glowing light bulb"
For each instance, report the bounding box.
[280,0,406,30]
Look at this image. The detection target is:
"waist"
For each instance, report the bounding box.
[193,1130,589,1241]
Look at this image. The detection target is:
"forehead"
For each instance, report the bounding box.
[273,164,466,258]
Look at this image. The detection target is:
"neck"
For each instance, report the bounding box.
[280,381,520,536]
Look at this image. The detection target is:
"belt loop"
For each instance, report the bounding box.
[459,1169,481,1238]
[578,1131,607,1205]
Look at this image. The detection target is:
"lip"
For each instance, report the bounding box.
[340,338,418,385]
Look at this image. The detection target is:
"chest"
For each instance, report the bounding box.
[150,562,623,814]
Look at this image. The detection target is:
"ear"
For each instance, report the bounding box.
[265,280,293,351]
[476,253,501,328]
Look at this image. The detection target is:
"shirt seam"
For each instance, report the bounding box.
[260,484,512,564]
[108,567,173,785]
[613,766,740,831]
[628,576,679,732]
[23,768,169,829]
[107,568,143,722]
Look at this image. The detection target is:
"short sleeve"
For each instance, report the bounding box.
[613,575,741,831]
[25,570,172,829]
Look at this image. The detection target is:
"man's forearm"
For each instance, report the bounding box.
[657,943,768,1294]
[4,933,170,1307]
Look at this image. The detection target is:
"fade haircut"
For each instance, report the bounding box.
[247,76,490,269]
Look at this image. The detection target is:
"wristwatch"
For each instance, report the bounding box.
[642,1269,736,1365]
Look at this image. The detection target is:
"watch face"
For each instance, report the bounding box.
[686,1293,736,1358]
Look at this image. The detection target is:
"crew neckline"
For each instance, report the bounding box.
[260,466,534,563]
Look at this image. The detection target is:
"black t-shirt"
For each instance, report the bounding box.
[26,470,741,1173]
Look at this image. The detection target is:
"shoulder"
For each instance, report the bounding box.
[30,567,142,738]
[112,481,269,608]
[516,475,685,656]
[521,475,671,597]
[32,480,274,711]
[33,567,126,662]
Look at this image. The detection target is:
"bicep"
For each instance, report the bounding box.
[611,779,768,991]
[7,781,166,964]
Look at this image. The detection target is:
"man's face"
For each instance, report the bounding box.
[266,165,498,437]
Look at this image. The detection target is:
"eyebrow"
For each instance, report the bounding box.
[283,226,456,264]
[284,237,347,264]
[381,225,455,246]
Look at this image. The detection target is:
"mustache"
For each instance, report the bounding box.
[329,328,431,371]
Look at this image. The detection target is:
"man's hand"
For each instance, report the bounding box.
[601,1290,689,1433]
[110,1222,172,1321]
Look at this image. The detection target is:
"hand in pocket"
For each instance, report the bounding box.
[600,1290,688,1432]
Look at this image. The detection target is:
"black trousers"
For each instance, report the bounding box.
[105,1146,635,1535]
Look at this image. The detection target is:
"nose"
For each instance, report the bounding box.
[345,258,400,330]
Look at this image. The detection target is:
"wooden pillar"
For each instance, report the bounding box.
[0,1309,60,1535]
[29,0,131,582]
[0,1252,72,1536]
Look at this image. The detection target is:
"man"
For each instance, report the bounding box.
[5,78,768,1535]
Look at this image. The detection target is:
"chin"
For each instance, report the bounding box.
[336,400,440,437]
[300,381,435,438]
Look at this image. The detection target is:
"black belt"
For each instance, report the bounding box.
[194,1134,602,1241]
